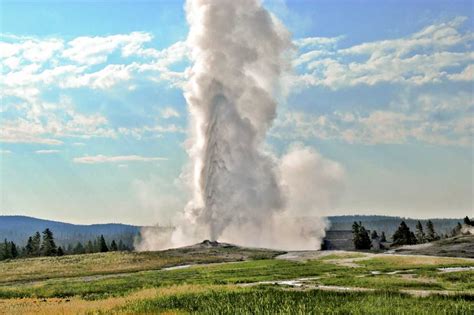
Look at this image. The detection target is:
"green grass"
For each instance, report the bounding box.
[0,247,282,284]
[1,254,473,299]
[1,250,473,314]
[120,287,474,314]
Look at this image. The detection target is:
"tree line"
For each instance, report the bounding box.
[352,216,472,250]
[0,228,132,261]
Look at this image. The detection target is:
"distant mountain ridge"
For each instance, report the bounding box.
[0,215,140,247]
[0,214,464,247]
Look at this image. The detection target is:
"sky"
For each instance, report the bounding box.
[0,0,472,225]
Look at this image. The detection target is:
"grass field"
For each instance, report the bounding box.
[0,245,473,314]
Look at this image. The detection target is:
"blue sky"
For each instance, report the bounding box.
[1,0,472,225]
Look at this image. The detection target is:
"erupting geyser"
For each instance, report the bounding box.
[137,0,345,251]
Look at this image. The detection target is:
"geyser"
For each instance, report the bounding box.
[137,0,345,251]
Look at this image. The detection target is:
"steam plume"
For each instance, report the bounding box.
[137,0,345,250]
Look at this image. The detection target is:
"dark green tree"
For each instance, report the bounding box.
[74,242,85,254]
[451,222,462,237]
[99,235,109,252]
[31,232,41,256]
[464,216,473,226]
[380,231,387,242]
[110,240,118,251]
[86,240,94,253]
[352,222,371,250]
[370,230,378,239]
[25,237,34,256]
[425,220,439,242]
[415,221,425,244]
[57,246,64,256]
[10,241,18,258]
[392,221,416,246]
[40,228,57,256]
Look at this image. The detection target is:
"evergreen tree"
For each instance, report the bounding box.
[31,232,41,256]
[110,240,118,251]
[10,241,18,258]
[451,222,462,237]
[464,216,473,226]
[74,242,85,254]
[352,222,371,250]
[86,240,94,253]
[57,247,64,256]
[40,228,57,256]
[415,221,425,244]
[370,230,378,239]
[358,226,372,249]
[1,239,11,260]
[99,235,109,252]
[380,232,387,242]
[425,220,439,242]
[392,221,416,246]
[25,237,34,256]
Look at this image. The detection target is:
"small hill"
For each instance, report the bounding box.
[0,215,140,247]
[391,234,474,258]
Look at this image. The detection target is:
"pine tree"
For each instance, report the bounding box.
[10,241,18,258]
[415,221,425,244]
[74,242,85,254]
[464,216,473,226]
[380,232,387,242]
[352,222,371,250]
[392,221,416,246]
[31,232,41,256]
[25,237,34,256]
[110,240,118,251]
[451,222,462,237]
[99,235,109,252]
[40,228,57,256]
[57,247,64,256]
[426,220,438,242]
[86,240,94,253]
[352,221,361,249]
[358,226,372,249]
[370,230,378,239]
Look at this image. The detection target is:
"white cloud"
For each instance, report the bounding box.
[0,149,12,154]
[293,17,474,90]
[272,91,473,147]
[35,149,60,154]
[73,154,167,164]
[62,32,152,65]
[161,107,180,119]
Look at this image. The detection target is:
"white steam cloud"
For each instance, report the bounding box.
[137,0,345,251]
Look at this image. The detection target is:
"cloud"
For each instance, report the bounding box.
[73,154,167,164]
[62,32,152,65]
[272,91,473,147]
[292,17,474,90]
[35,149,60,154]
[161,107,180,119]
[0,149,12,154]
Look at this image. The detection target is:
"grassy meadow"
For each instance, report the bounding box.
[0,247,473,314]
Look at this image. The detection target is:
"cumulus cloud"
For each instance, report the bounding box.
[73,154,167,164]
[292,17,474,89]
